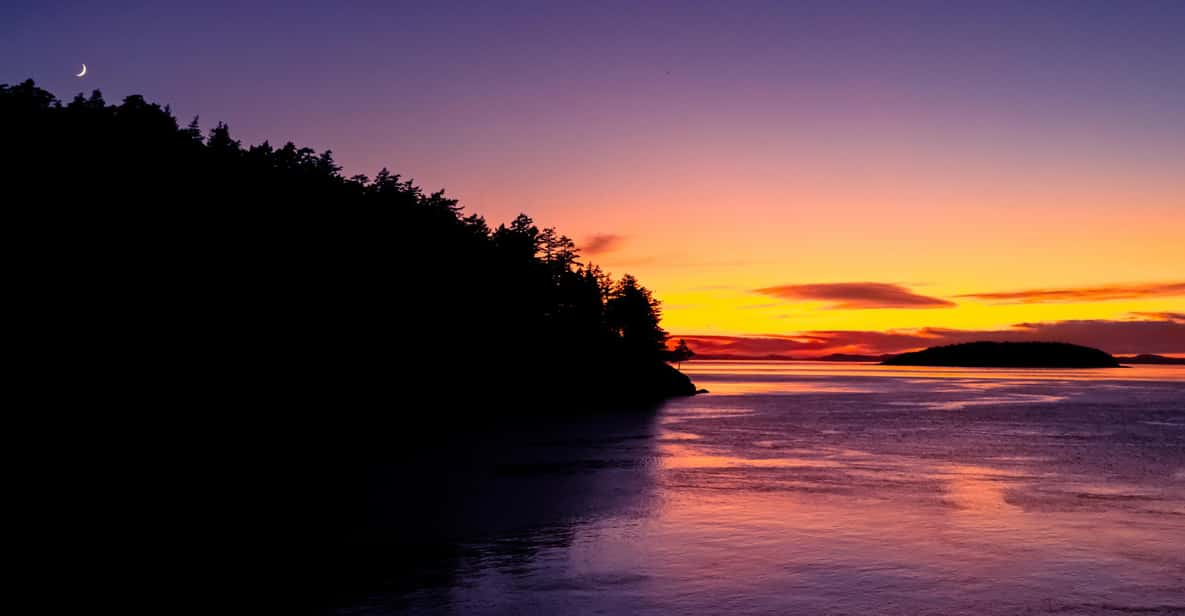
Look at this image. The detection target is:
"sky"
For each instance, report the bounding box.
[4,1,1183,356]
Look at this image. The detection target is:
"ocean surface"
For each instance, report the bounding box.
[339,362,1185,615]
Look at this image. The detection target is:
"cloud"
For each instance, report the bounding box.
[677,316,1185,358]
[998,319,1185,354]
[753,282,956,309]
[1129,311,1185,323]
[581,233,624,255]
[959,281,1185,304]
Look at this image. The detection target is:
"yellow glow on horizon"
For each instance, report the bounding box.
[567,195,1185,340]
[422,109,1185,349]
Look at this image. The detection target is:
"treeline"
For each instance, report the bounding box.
[2,79,694,432]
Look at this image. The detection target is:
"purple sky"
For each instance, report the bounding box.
[6,1,1183,211]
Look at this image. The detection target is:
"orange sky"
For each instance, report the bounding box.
[444,135,1185,356]
[374,77,1184,355]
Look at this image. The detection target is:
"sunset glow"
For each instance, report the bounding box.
[9,3,1182,614]
[7,1,1182,357]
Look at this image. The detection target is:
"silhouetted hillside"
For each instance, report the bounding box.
[2,79,694,435]
[818,353,897,362]
[683,353,896,362]
[883,342,1120,368]
[1115,354,1185,365]
[691,353,797,361]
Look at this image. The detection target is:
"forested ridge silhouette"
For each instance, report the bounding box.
[3,79,695,435]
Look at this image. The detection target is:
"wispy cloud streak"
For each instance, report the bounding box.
[581,233,624,255]
[960,281,1185,304]
[754,282,956,309]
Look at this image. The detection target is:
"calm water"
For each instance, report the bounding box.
[340,362,1185,615]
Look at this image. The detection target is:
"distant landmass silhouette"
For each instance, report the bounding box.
[817,353,897,362]
[683,352,901,362]
[1115,354,1185,365]
[693,353,797,361]
[882,341,1121,368]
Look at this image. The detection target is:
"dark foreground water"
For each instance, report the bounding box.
[336,362,1185,615]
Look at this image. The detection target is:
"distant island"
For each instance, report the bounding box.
[883,341,1121,368]
[693,353,797,361]
[689,353,894,362]
[817,353,898,363]
[1115,354,1185,365]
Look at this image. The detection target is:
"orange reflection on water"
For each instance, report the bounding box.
[660,442,843,470]
[642,438,1175,597]
[420,361,1185,615]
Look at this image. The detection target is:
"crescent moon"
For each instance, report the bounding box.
[76,64,87,78]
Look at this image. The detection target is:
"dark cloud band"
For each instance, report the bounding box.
[754,282,955,309]
[679,316,1185,358]
[960,282,1185,304]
